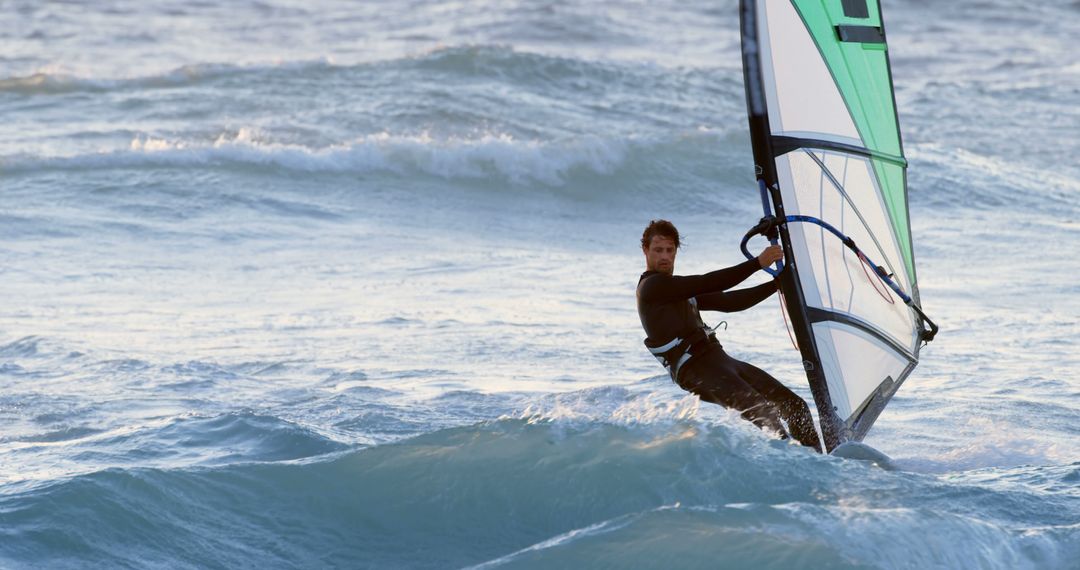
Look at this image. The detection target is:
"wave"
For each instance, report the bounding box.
[0,59,337,96]
[0,410,348,490]
[909,144,1079,213]
[0,129,622,182]
[19,124,1059,215]
[0,127,748,197]
[0,336,44,358]
[0,418,1072,569]
[468,503,1061,570]
[404,44,724,91]
[0,45,719,97]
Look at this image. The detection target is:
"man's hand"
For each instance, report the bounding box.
[757,244,784,268]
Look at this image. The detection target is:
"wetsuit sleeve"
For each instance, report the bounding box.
[639,258,761,304]
[695,281,777,312]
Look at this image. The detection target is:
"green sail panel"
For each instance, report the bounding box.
[873,157,913,280]
[791,0,914,278]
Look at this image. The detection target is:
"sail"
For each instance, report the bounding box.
[739,0,933,451]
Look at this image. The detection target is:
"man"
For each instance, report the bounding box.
[636,219,821,451]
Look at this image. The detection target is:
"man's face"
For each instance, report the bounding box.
[643,235,677,274]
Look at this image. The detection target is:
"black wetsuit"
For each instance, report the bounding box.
[637,259,821,451]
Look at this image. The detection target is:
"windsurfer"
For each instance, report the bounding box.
[636,219,822,451]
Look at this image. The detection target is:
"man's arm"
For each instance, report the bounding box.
[695,281,778,312]
[639,258,761,304]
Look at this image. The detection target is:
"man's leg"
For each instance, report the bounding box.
[677,349,790,438]
[734,360,822,452]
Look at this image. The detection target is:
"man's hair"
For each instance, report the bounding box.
[641,219,681,249]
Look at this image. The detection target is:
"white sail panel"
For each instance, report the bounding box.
[812,149,912,297]
[758,0,860,144]
[774,151,918,353]
[813,322,911,420]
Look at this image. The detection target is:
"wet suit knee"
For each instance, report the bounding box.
[741,396,819,452]
[737,399,789,437]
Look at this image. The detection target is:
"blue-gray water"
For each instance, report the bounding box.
[2,1,1078,568]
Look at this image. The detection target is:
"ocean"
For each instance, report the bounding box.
[1,0,1078,568]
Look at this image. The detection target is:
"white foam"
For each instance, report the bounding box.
[4,129,634,186]
[893,414,1075,473]
[506,386,702,428]
[897,438,1070,474]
